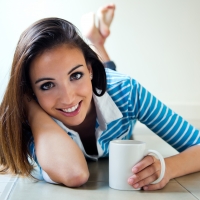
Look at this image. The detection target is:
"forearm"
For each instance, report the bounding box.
[165,145,200,179]
[27,101,89,187]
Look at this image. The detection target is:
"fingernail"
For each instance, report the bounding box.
[143,186,148,190]
[133,183,139,188]
[128,178,134,185]
[132,167,137,173]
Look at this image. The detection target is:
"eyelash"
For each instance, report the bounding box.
[40,72,83,91]
[40,82,54,90]
[70,72,83,81]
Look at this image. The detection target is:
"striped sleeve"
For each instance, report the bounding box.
[130,79,200,152]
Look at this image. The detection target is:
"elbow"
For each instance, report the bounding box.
[64,170,89,187]
[43,167,89,187]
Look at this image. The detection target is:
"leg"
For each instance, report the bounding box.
[81,4,116,62]
[97,4,115,38]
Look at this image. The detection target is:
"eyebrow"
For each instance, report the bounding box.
[35,78,54,84]
[68,65,83,74]
[35,65,83,84]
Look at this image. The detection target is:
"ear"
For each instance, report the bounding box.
[87,63,93,74]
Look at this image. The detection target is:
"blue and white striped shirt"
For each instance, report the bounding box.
[105,68,200,150]
[49,68,200,161]
[30,67,200,164]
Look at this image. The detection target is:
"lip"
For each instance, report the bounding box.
[57,101,82,117]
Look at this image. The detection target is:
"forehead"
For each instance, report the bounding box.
[29,45,85,77]
[33,45,84,66]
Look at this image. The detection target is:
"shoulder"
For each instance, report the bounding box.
[105,68,138,91]
[105,68,130,83]
[105,69,140,108]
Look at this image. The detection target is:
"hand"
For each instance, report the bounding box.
[23,94,41,122]
[127,155,170,190]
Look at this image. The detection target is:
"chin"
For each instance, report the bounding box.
[53,109,87,127]
[62,117,85,127]
[66,122,82,127]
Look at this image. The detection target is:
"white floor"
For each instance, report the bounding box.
[0,174,18,200]
[0,120,199,200]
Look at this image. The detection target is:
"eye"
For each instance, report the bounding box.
[40,82,54,90]
[70,72,83,81]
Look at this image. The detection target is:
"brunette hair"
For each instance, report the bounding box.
[0,17,107,176]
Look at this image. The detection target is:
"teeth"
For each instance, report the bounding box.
[62,103,79,113]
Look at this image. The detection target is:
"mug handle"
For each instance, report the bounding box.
[146,150,166,184]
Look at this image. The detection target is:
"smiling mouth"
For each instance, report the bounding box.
[58,101,82,114]
[61,103,79,113]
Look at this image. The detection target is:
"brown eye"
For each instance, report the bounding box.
[40,82,54,90]
[70,72,83,81]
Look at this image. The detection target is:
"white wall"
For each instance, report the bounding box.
[0,0,200,123]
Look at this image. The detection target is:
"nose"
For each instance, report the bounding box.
[58,83,75,105]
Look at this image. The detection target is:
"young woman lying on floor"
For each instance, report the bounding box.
[0,4,200,190]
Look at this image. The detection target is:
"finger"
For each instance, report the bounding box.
[143,179,167,191]
[128,166,160,188]
[132,155,155,173]
[130,171,161,189]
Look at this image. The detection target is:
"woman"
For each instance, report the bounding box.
[0,4,200,191]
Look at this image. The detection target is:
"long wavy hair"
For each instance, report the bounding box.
[0,17,107,176]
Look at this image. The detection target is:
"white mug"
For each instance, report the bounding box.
[109,140,165,190]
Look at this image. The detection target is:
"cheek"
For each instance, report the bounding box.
[77,80,93,97]
[35,93,55,113]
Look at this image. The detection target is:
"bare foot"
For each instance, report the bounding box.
[97,4,115,38]
[81,10,111,62]
[81,12,105,45]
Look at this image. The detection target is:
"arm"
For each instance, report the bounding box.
[26,99,89,187]
[166,145,200,178]
[127,80,200,190]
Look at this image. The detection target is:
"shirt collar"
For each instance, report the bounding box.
[93,91,123,130]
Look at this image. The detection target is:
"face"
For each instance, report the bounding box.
[29,45,93,127]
